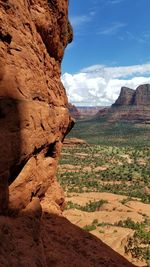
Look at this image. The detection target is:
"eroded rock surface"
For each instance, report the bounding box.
[0,0,73,212]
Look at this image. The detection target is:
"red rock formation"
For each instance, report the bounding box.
[0,0,74,212]
[113,87,135,106]
[113,84,150,107]
[96,84,150,123]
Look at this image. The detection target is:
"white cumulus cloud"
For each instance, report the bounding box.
[61,63,150,106]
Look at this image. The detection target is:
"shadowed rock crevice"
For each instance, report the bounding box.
[45,142,57,158]
[0,97,21,213]
[0,32,12,44]
[8,159,27,186]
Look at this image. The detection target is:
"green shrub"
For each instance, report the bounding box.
[66,200,108,212]
[83,224,96,232]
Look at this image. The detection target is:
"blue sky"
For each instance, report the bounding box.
[62,0,150,106]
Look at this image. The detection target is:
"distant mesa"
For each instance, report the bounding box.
[96,84,150,123]
[113,84,150,107]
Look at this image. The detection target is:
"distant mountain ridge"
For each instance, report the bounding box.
[77,106,105,118]
[68,105,107,119]
[96,84,150,123]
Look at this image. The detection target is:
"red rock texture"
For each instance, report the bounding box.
[0,0,74,212]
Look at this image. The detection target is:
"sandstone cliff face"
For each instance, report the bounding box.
[0,0,74,212]
[113,87,135,106]
[134,84,150,105]
[113,84,150,107]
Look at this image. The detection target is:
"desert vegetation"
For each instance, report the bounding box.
[68,119,150,147]
[58,144,150,204]
[81,217,150,265]
[66,199,108,212]
[58,122,150,265]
